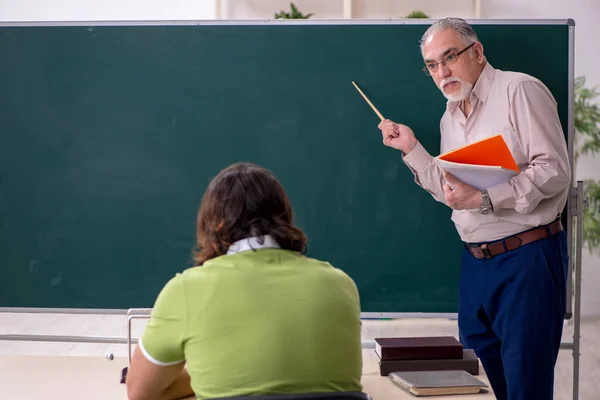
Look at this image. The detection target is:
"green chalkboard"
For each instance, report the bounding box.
[0,21,572,312]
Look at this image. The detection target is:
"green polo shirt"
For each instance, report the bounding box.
[139,247,363,399]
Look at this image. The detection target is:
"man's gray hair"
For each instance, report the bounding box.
[419,17,479,55]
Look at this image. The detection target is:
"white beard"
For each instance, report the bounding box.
[439,77,473,102]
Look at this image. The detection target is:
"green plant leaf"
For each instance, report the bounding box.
[275,2,313,19]
[583,179,600,255]
[575,76,600,254]
[574,76,600,161]
[406,10,430,18]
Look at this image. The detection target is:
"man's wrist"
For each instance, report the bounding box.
[403,139,418,154]
[480,189,494,214]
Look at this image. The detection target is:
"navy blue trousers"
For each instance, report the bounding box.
[459,230,568,400]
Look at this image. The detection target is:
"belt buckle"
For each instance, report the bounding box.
[479,243,493,259]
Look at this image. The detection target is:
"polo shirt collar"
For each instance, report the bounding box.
[227,235,281,255]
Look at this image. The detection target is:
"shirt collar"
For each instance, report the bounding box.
[227,234,281,255]
[472,61,495,104]
[446,61,496,111]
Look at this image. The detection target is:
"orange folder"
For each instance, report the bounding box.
[438,134,519,172]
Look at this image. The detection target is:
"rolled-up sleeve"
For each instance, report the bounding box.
[487,81,571,213]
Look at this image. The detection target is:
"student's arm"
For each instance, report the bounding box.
[127,355,192,400]
[126,275,194,400]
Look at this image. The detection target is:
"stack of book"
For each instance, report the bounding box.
[374,336,479,376]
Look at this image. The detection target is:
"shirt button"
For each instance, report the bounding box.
[467,135,472,139]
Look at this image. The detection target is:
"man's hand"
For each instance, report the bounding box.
[443,172,483,210]
[378,119,418,154]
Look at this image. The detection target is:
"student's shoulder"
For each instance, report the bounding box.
[177,263,220,282]
[173,253,261,283]
[296,254,357,283]
[158,265,215,290]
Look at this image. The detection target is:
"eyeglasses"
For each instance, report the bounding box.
[422,42,476,76]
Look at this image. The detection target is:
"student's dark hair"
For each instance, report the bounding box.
[193,162,307,265]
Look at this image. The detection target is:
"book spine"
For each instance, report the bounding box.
[388,373,413,391]
[379,358,479,376]
[380,346,463,361]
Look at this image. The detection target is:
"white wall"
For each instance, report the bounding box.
[352,0,474,19]
[0,0,476,21]
[0,0,216,21]
[1,0,599,316]
[221,0,475,20]
[224,0,343,20]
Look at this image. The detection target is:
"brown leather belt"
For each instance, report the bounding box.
[465,220,563,260]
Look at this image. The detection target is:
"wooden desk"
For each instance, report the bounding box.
[0,350,494,399]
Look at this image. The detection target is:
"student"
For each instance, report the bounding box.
[379,17,570,400]
[126,162,363,400]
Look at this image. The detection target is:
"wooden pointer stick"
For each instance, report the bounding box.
[351,81,385,121]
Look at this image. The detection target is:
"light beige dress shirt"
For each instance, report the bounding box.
[403,62,571,243]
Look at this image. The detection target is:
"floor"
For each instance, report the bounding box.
[0,313,598,400]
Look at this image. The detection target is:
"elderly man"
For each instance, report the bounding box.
[379,18,570,400]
